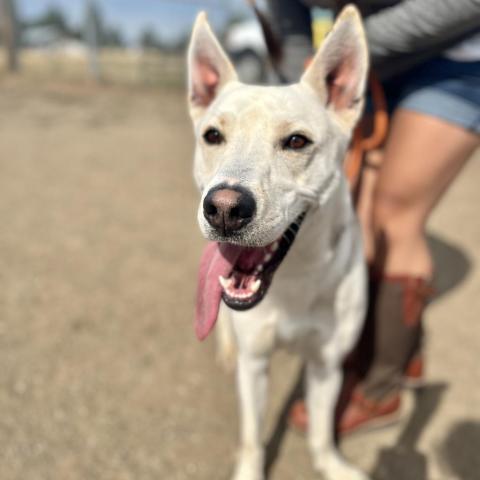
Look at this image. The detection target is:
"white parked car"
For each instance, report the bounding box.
[224,10,332,84]
[224,19,268,84]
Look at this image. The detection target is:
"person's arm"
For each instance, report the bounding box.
[365,0,480,67]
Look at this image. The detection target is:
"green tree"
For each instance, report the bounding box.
[34,6,69,34]
[139,27,161,50]
[103,26,125,47]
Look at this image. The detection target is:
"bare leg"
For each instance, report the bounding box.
[356,149,383,262]
[352,110,479,404]
[372,109,479,277]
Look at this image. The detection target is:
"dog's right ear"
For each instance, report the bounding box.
[300,5,368,131]
[188,12,238,121]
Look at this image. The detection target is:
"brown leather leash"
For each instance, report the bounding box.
[345,73,389,201]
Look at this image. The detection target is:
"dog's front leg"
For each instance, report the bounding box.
[307,360,369,480]
[232,352,269,480]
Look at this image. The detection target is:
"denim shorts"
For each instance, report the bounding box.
[381,57,480,134]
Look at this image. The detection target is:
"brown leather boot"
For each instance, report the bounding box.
[288,273,433,436]
[288,355,426,434]
[357,273,433,399]
[403,351,425,388]
[337,388,401,435]
[336,273,434,436]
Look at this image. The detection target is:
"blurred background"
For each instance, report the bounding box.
[1,0,253,85]
[0,1,479,479]
[0,0,334,85]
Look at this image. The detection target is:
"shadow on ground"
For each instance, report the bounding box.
[371,383,447,480]
[428,232,472,300]
[439,421,480,480]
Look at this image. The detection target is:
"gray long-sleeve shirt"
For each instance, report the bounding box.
[304,0,480,76]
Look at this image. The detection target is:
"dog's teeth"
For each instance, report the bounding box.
[271,241,279,252]
[233,291,248,299]
[255,264,263,273]
[251,279,261,293]
[264,253,272,263]
[219,275,232,290]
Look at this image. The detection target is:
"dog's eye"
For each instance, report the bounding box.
[283,134,311,150]
[203,128,224,145]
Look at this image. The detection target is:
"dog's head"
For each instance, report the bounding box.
[189,6,368,340]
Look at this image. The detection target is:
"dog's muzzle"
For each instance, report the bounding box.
[195,211,307,340]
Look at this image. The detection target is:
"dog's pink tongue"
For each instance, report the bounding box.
[195,242,242,341]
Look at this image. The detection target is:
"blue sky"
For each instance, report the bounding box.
[19,0,252,44]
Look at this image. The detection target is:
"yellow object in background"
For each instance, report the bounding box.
[312,8,333,49]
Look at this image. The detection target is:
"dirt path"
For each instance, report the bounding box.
[0,81,479,480]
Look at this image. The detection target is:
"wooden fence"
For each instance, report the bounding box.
[0,48,185,87]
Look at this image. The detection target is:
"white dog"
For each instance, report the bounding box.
[188,6,369,480]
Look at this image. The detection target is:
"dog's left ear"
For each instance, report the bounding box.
[301,5,368,131]
[188,12,238,121]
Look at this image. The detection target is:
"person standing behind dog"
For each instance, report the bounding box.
[265,0,480,435]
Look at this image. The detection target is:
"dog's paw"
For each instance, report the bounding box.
[231,464,264,480]
[231,449,264,480]
[314,453,369,480]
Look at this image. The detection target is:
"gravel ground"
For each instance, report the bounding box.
[0,80,479,480]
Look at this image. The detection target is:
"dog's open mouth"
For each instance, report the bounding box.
[219,213,306,310]
[195,212,306,340]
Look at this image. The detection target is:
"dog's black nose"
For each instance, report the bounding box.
[203,185,256,235]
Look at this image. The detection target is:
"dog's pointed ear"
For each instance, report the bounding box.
[300,5,368,130]
[188,12,238,120]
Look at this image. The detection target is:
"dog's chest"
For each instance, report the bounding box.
[242,280,337,355]
[274,298,337,355]
[260,244,343,352]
